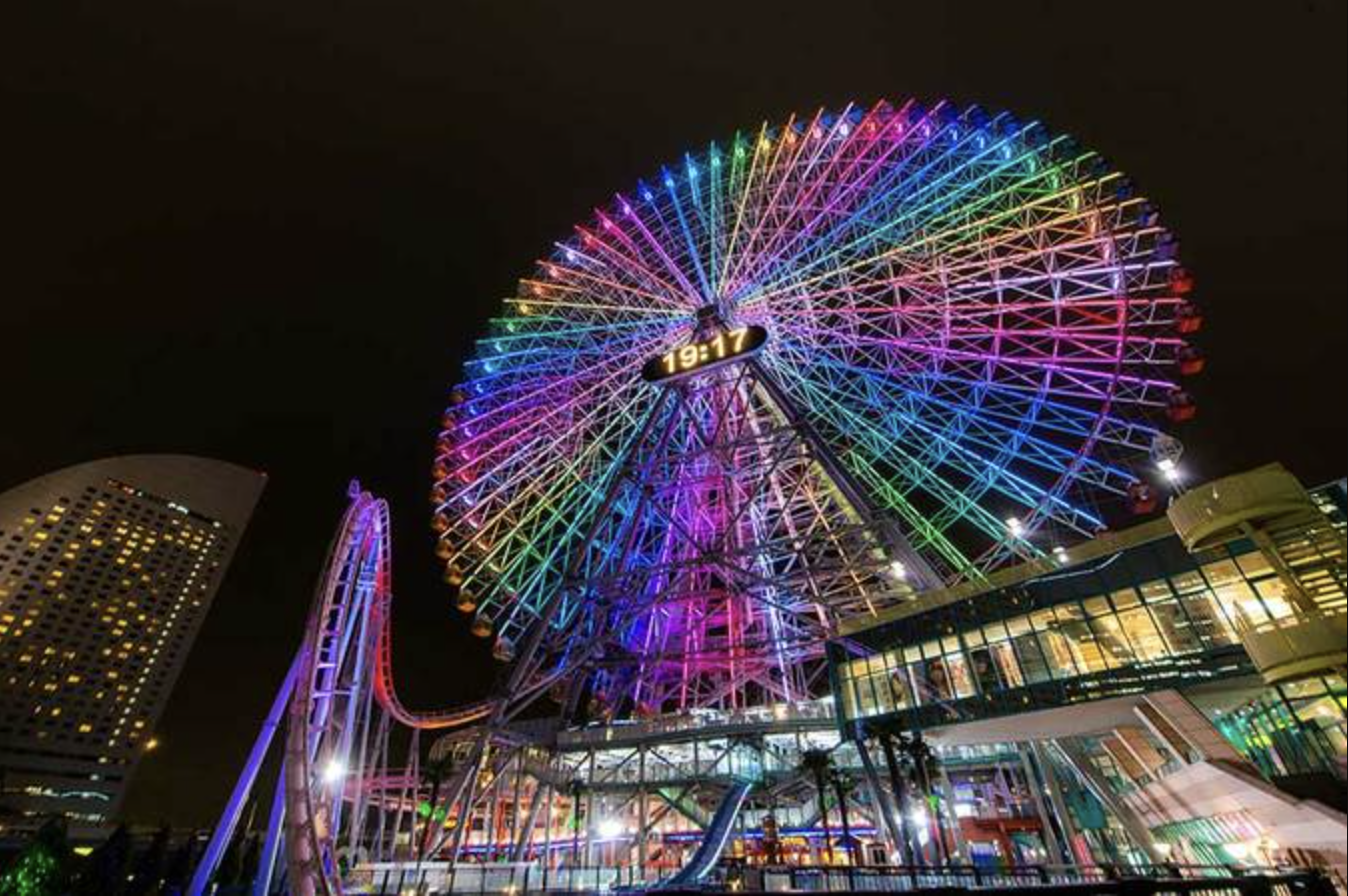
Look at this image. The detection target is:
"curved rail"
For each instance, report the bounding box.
[197,484,583,896]
[283,485,498,896]
[364,494,496,729]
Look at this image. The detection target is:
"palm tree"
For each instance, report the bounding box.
[407,751,456,896]
[799,748,835,864]
[830,769,858,867]
[418,752,457,862]
[567,778,586,867]
[902,732,947,866]
[866,718,915,864]
[8,819,73,896]
[74,822,129,896]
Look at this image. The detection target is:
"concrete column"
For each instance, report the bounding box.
[486,763,505,861]
[542,780,555,869]
[508,753,525,854]
[585,750,597,866]
[638,746,649,872]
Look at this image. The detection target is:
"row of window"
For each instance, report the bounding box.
[0,485,227,758]
[838,546,1304,722]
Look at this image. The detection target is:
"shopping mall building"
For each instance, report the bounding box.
[828,463,1346,877]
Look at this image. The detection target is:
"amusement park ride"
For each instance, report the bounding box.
[191,98,1200,895]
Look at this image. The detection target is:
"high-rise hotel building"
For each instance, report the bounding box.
[0,455,264,829]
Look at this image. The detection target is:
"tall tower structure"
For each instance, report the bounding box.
[0,455,264,830]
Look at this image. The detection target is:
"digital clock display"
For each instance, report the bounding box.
[641,325,768,383]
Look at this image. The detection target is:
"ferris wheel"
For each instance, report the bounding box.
[432,99,1200,711]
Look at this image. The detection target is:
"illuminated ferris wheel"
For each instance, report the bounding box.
[433,99,1200,713]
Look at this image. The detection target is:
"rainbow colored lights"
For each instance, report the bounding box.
[434,100,1198,709]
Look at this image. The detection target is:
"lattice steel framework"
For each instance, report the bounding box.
[434,99,1198,711]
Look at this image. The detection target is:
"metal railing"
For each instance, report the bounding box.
[557,701,837,748]
[348,862,1337,896]
[352,862,651,894]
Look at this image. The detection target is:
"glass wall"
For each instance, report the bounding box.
[1212,674,1348,779]
[837,540,1301,725]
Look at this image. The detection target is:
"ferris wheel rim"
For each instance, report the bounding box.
[434,97,1197,661]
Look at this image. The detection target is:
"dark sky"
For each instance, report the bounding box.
[4,1,1344,827]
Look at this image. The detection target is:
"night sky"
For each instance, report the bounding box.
[5,1,1344,827]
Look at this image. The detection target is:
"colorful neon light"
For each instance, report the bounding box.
[435,99,1197,707]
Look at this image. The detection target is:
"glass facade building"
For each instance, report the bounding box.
[832,480,1347,763]
[827,468,1347,878]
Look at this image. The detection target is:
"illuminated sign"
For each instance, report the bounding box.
[641,325,768,383]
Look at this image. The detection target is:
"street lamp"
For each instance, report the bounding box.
[1150,433,1185,490]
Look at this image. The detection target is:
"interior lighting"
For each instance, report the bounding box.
[596,818,625,840]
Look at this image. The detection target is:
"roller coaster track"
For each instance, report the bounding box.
[192,485,507,896]
[284,485,512,896]
[344,487,496,730]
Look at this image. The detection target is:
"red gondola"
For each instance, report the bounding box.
[1175,301,1204,335]
[1166,391,1197,422]
[1127,481,1158,514]
[1169,266,1195,295]
[492,636,516,663]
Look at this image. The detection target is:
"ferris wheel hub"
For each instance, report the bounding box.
[640,324,769,383]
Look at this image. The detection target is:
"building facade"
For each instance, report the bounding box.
[830,464,1347,878]
[0,455,264,831]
